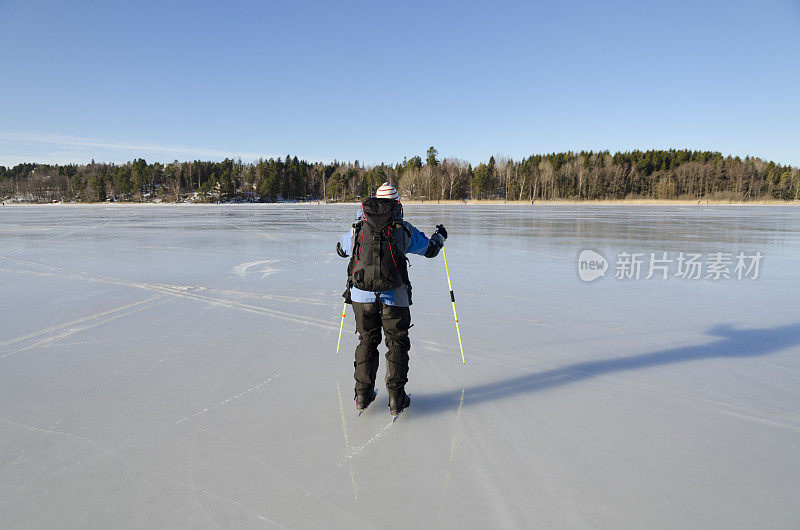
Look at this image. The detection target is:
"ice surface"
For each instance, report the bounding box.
[1,204,799,529]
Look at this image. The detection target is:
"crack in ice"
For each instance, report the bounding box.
[174,373,280,425]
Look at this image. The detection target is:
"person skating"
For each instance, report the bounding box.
[336,183,447,416]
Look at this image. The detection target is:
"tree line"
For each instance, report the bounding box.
[1,147,798,203]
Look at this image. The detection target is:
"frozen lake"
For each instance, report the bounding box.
[1,203,799,529]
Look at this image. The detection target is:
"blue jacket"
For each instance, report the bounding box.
[339,210,431,307]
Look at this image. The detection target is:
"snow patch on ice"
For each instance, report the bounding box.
[232,259,281,278]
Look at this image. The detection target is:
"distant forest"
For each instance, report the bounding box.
[1,147,798,203]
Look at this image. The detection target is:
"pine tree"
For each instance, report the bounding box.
[426,146,439,167]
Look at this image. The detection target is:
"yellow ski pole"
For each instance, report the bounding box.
[336,300,347,355]
[442,246,465,364]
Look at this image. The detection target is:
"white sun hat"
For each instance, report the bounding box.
[375,182,399,201]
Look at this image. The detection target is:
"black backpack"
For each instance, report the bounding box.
[347,198,410,294]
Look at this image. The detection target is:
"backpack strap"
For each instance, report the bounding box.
[395,221,412,238]
[389,221,413,305]
[363,225,382,287]
[343,220,362,303]
[347,221,363,277]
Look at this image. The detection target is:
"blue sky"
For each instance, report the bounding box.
[1,0,798,166]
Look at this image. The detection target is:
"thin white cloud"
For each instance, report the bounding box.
[0,154,92,165]
[0,131,274,162]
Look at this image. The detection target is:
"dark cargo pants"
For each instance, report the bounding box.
[351,301,411,399]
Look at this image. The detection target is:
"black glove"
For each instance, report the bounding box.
[336,241,348,258]
[424,224,447,258]
[424,238,442,258]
